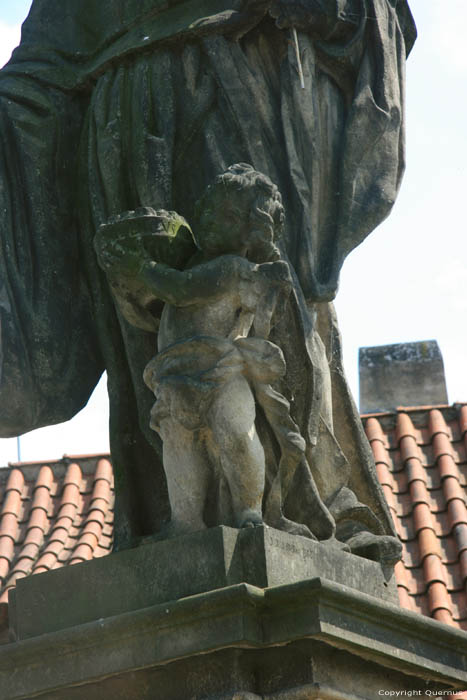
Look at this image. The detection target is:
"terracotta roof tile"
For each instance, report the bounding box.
[4,469,24,496]
[16,542,40,562]
[41,539,66,557]
[94,543,112,558]
[454,523,467,555]
[442,476,465,503]
[448,498,467,530]
[26,508,48,533]
[365,416,385,442]
[91,478,111,503]
[95,458,113,483]
[412,502,434,535]
[381,483,398,515]
[34,466,53,490]
[429,409,451,437]
[88,498,110,515]
[0,538,14,563]
[451,590,467,622]
[365,403,467,631]
[375,460,392,487]
[55,502,78,522]
[418,527,443,562]
[0,513,20,544]
[0,560,9,584]
[49,525,71,545]
[405,458,428,485]
[82,520,104,539]
[2,490,22,519]
[411,593,431,618]
[29,486,51,513]
[423,554,447,587]
[63,462,83,486]
[433,606,455,627]
[60,482,81,509]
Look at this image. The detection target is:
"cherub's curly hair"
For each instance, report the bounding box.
[194,163,285,261]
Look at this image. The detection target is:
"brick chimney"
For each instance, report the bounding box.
[359,340,449,414]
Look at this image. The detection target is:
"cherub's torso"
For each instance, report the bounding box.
[158,290,254,352]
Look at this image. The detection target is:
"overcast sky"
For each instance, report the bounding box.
[0,0,465,465]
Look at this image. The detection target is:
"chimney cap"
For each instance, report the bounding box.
[359,340,449,414]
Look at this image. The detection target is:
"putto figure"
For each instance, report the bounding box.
[95,164,401,562]
[95,165,322,539]
[144,166,297,536]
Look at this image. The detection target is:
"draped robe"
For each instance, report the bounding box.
[0,0,416,547]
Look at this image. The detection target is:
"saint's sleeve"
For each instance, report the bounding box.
[0,70,104,437]
[310,0,417,294]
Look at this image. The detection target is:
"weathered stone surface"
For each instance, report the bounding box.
[94,165,339,543]
[92,161,404,564]
[1,577,466,699]
[0,0,416,558]
[10,526,398,641]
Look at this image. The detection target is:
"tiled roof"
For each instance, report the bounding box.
[0,456,114,622]
[364,403,467,631]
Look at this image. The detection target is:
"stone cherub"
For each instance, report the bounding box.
[95,163,402,563]
[95,164,325,540]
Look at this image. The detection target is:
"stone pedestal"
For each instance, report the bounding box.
[2,528,466,699]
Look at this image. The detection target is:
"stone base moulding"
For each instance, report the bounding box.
[1,527,467,699]
[0,577,466,699]
[8,525,398,643]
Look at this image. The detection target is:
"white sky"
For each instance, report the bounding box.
[0,0,465,465]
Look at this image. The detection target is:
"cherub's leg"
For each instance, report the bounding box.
[158,417,210,535]
[206,376,265,528]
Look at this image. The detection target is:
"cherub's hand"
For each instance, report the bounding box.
[206,254,257,281]
[235,259,292,315]
[224,257,292,292]
[257,260,293,290]
[269,0,336,33]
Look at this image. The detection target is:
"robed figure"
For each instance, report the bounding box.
[0,0,416,552]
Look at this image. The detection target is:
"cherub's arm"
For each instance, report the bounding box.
[137,255,257,308]
[94,215,259,308]
[252,261,293,338]
[94,215,292,315]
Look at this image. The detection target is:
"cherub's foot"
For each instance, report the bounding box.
[346,531,402,566]
[236,509,264,529]
[270,514,316,540]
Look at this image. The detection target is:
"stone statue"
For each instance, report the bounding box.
[0,1,416,558]
[95,164,331,540]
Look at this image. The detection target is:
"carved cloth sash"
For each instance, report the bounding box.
[144,334,305,462]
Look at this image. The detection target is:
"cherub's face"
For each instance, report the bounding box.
[198,189,251,257]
